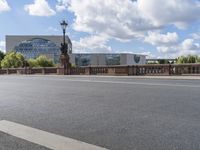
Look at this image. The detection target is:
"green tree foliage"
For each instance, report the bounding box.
[28,55,54,68]
[27,58,39,67]
[176,55,200,64]
[1,52,25,68]
[0,51,5,61]
[198,57,200,63]
[36,55,54,67]
[157,59,170,64]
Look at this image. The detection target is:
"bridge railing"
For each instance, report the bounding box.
[0,64,200,76]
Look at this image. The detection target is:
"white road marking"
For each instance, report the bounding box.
[56,79,200,88]
[0,120,108,150]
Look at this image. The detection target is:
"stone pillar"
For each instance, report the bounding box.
[60,54,71,75]
[85,67,91,75]
[42,68,45,75]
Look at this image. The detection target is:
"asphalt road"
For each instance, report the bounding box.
[0,75,200,150]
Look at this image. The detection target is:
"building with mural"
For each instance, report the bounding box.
[70,53,146,67]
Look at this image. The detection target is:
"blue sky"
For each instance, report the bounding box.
[0,0,200,58]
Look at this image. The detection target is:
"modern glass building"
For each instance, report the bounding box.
[6,35,72,63]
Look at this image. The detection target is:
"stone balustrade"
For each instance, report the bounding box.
[0,64,200,76]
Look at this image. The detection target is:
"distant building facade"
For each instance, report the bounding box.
[6,35,72,63]
[6,35,146,66]
[70,53,146,66]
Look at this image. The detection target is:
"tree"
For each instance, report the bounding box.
[198,57,200,63]
[177,56,187,64]
[158,59,170,64]
[0,51,5,61]
[1,52,25,68]
[35,55,54,67]
[176,55,200,64]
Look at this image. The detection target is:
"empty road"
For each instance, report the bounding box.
[0,75,200,150]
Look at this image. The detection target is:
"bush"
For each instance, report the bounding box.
[1,51,25,68]
[28,58,39,67]
[36,55,54,67]
[28,55,55,68]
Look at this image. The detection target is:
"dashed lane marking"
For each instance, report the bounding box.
[0,120,108,150]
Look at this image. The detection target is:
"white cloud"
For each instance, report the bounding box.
[72,35,112,53]
[56,0,69,12]
[56,0,200,57]
[191,33,200,40]
[143,31,200,57]
[24,0,56,17]
[47,26,59,32]
[0,41,5,52]
[59,0,159,41]
[156,38,200,57]
[58,0,200,40]
[138,0,200,29]
[56,5,66,12]
[145,32,179,46]
[182,39,200,51]
[140,51,158,59]
[0,0,10,13]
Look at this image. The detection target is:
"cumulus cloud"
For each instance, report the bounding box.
[144,31,200,57]
[140,51,158,59]
[145,32,179,46]
[72,34,112,53]
[138,0,200,29]
[157,38,200,57]
[56,0,200,56]
[57,0,200,39]
[24,0,56,17]
[56,0,69,12]
[0,41,5,52]
[182,39,200,51]
[0,0,10,13]
[191,33,200,40]
[64,0,157,40]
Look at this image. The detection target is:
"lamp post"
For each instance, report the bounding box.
[60,20,70,75]
[60,20,68,50]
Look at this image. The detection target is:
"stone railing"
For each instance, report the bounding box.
[0,64,200,76]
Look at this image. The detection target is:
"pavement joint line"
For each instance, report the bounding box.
[54,79,200,88]
[0,120,108,150]
[2,75,200,80]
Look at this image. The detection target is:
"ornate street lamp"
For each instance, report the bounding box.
[60,20,68,55]
[60,20,68,49]
[60,20,70,75]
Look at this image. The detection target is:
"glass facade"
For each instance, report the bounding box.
[14,38,61,63]
[75,54,92,66]
[105,54,120,65]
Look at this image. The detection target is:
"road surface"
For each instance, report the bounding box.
[0,75,200,150]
